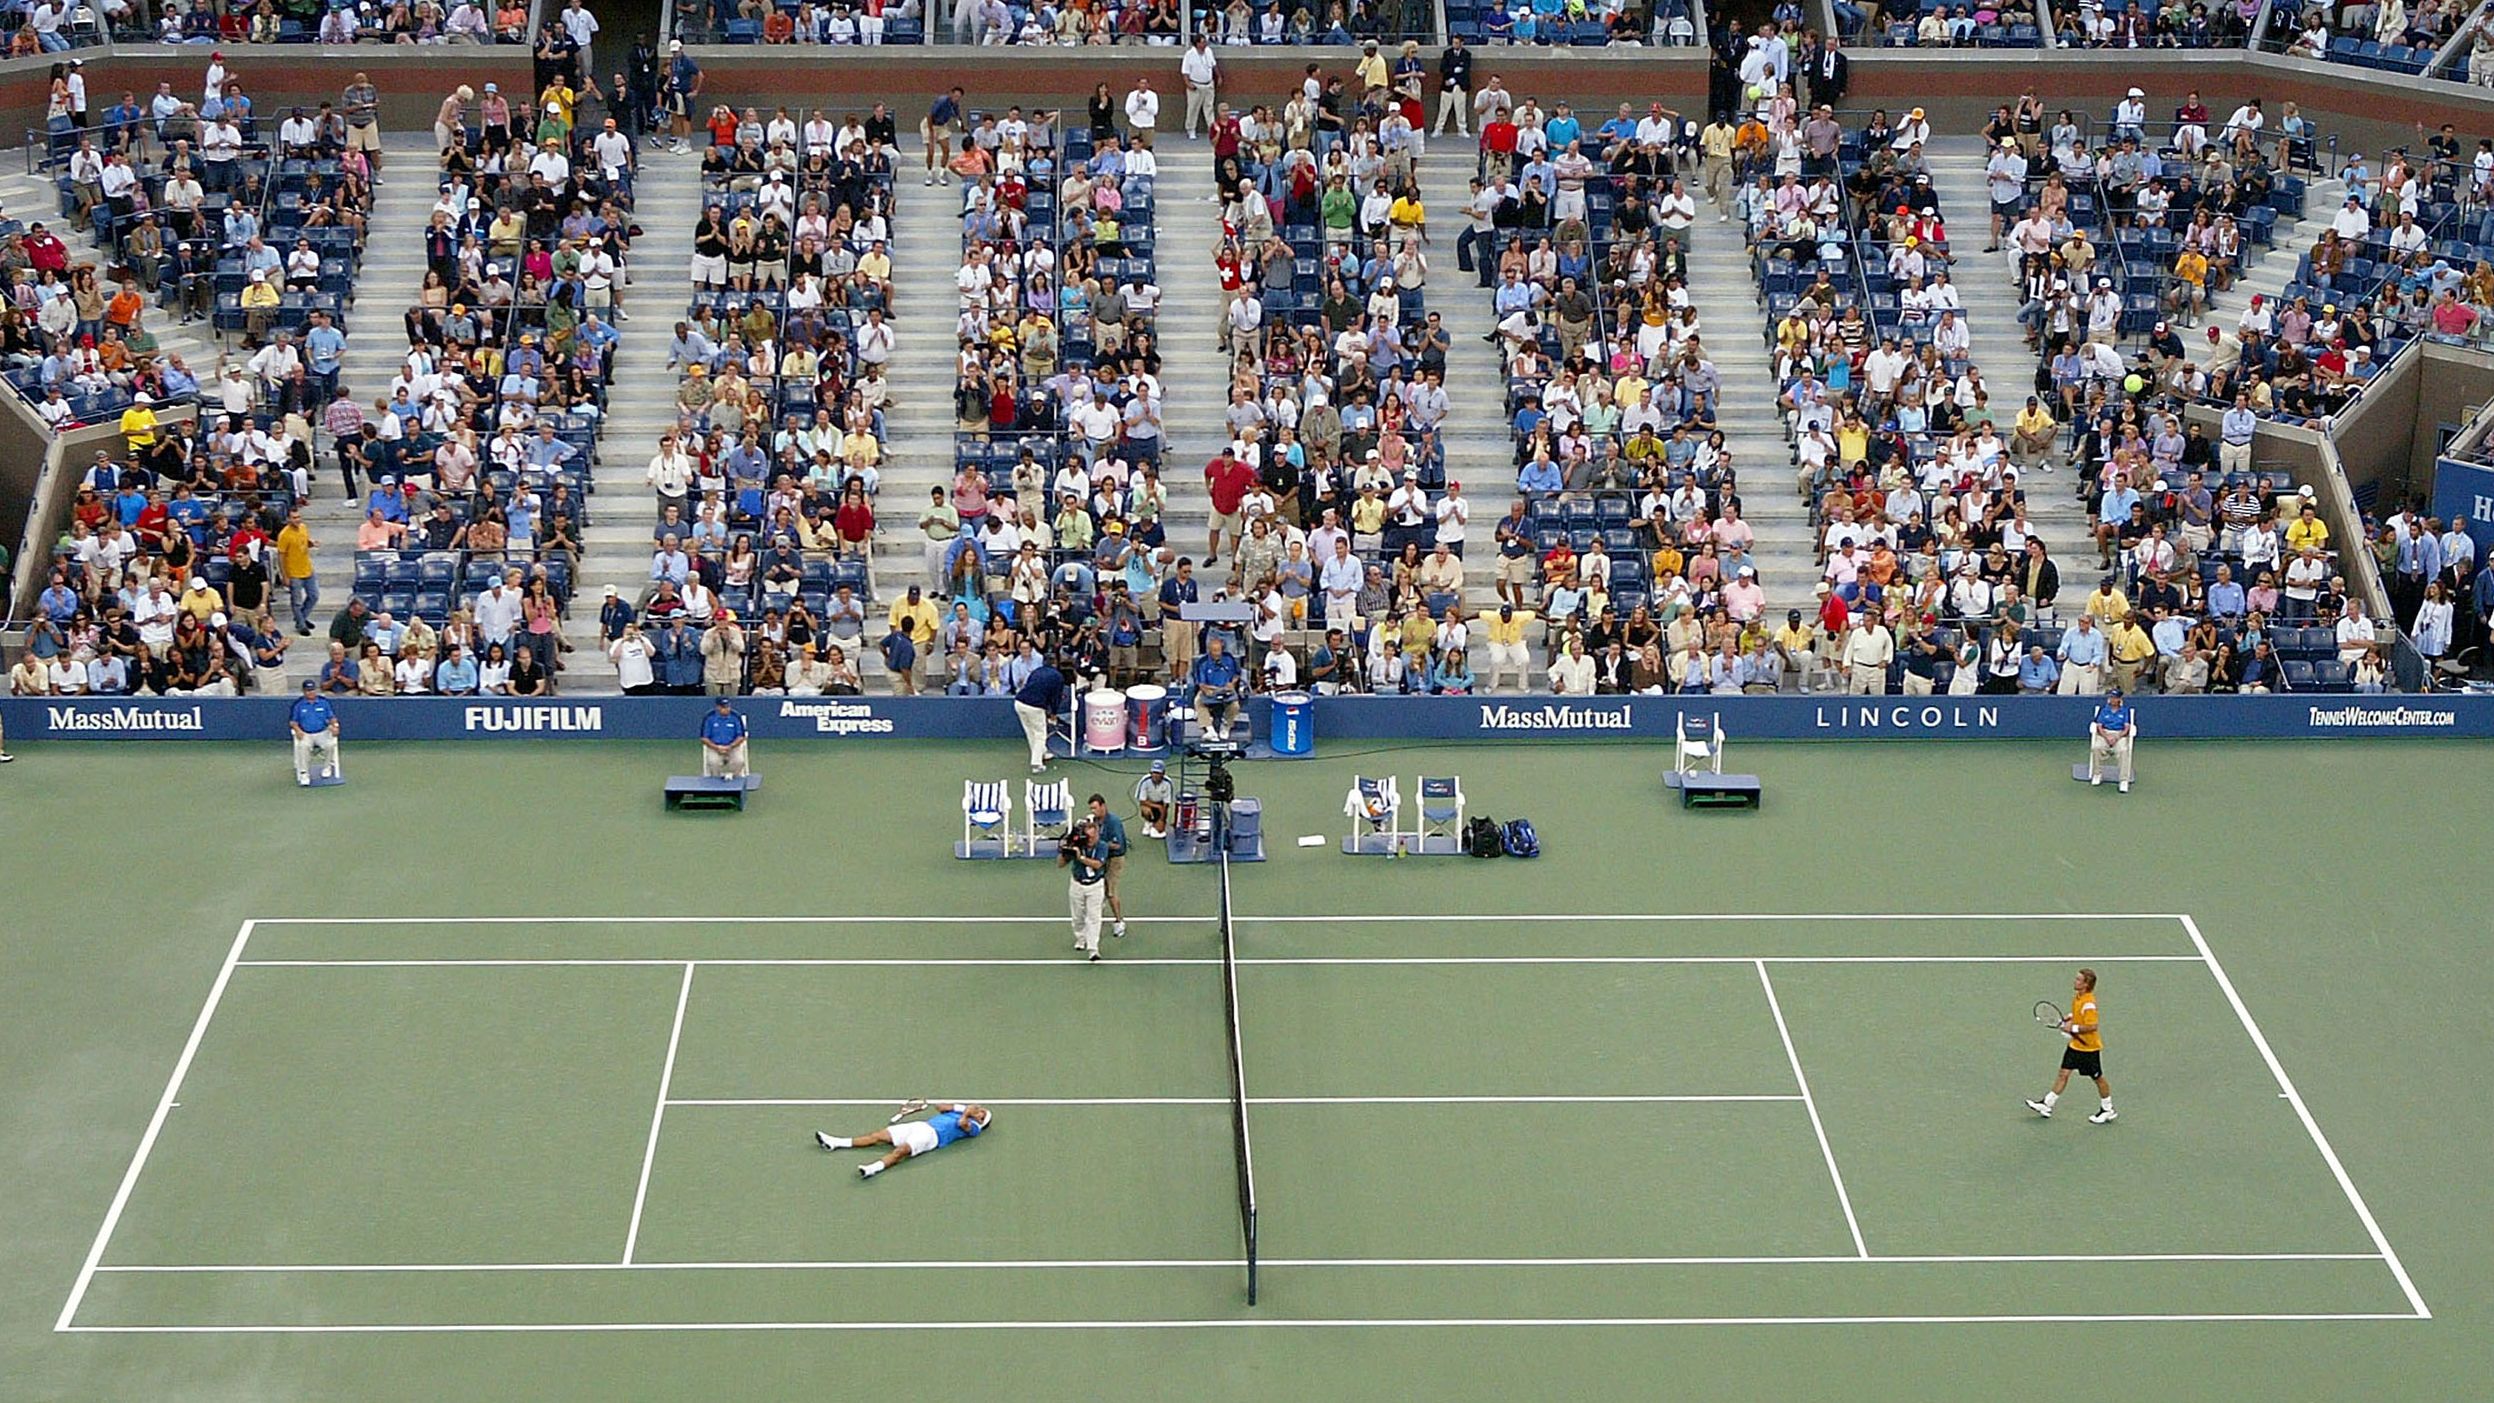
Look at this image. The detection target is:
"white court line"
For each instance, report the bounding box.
[232,955,2212,970]
[2180,914,2432,1320]
[1757,961,1867,1259]
[243,912,2186,926]
[54,919,255,1334]
[621,964,695,1267]
[57,1312,2428,1334]
[90,1252,2387,1273]
[665,1095,1808,1108]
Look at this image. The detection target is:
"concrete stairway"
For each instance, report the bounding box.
[1141,139,1227,563]
[561,145,706,689]
[1684,221,1814,612]
[1921,145,2101,577]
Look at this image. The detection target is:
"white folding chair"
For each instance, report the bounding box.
[1023,777,1074,855]
[962,779,1011,853]
[1416,776,1465,849]
[1342,775,1402,853]
[1675,713,1723,780]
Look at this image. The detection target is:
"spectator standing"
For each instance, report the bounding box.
[703,611,748,695]
[1123,79,1158,141]
[1179,36,1218,140]
[341,72,382,183]
[276,508,318,635]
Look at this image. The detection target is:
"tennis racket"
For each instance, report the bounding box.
[2034,1000,2068,1035]
[887,1098,931,1125]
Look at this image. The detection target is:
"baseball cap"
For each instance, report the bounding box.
[1149,759,1166,773]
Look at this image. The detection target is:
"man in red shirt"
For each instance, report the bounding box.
[1480,112,1519,183]
[1204,445,1254,561]
[23,222,68,275]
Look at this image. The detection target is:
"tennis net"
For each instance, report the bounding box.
[1218,845,1260,1305]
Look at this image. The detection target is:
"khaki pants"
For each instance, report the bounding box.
[1184,83,1216,137]
[701,738,749,778]
[2056,661,2103,695]
[1069,877,1105,955]
[1847,662,1884,694]
[1162,617,1199,674]
[1704,155,1733,210]
[1014,699,1052,769]
[2219,441,2252,475]
[1486,640,1529,690]
[292,730,338,782]
[2109,657,2146,694]
[2088,731,2134,782]
[1903,672,1934,695]
[1433,90,1469,135]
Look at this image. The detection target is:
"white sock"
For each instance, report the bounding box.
[2042,1091,2059,1108]
[2099,1098,2114,1111]
[826,1135,851,1148]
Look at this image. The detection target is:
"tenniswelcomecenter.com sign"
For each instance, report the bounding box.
[2,694,2490,743]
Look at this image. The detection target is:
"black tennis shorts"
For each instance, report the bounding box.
[2060,1047,2103,1078]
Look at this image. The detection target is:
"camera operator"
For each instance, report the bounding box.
[1058,813,1111,961]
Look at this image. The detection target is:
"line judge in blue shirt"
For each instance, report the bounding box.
[289,678,340,786]
[814,1102,992,1181]
[2086,688,2135,793]
[700,695,750,779]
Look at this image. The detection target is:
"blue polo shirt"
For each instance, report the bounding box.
[2092,700,2133,733]
[926,1108,984,1146]
[289,695,335,732]
[1192,651,1243,703]
[701,708,747,746]
[1094,810,1128,859]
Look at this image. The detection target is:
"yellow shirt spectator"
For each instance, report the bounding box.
[888,594,939,646]
[1486,609,1536,646]
[2173,248,2209,288]
[118,401,159,448]
[275,521,315,582]
[2285,512,2330,555]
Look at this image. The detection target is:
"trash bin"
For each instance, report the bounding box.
[1269,691,1314,757]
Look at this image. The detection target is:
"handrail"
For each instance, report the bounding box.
[2423,0,2492,80]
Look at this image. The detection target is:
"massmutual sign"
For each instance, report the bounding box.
[46,704,205,732]
[1477,701,1637,731]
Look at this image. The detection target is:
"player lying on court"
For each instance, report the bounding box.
[814,1100,993,1179]
[2027,968,2117,1124]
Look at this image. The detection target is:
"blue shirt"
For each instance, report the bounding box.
[1014,662,1068,713]
[926,1108,984,1147]
[2092,701,2133,733]
[701,709,747,746]
[304,325,346,372]
[1094,810,1128,858]
[1192,651,1243,702]
[290,695,335,732]
[2059,624,2107,666]
[2018,653,2059,690]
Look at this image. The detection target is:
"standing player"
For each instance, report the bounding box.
[2027,968,2116,1124]
[815,1103,993,1180]
[289,678,340,785]
[2086,687,2135,792]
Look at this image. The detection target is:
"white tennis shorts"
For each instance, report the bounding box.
[890,1120,940,1157]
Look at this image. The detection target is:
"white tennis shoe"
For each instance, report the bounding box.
[2024,1098,2052,1117]
[2089,1108,2118,1125]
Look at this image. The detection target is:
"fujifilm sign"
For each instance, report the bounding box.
[463,705,605,732]
[46,705,205,732]
[1477,702,1635,731]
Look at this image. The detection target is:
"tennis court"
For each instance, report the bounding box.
[9,738,2492,1399]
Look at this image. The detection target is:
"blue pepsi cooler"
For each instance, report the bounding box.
[1227,798,1262,855]
[1270,691,1315,757]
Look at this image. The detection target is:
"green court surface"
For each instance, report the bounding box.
[6,737,2493,1400]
